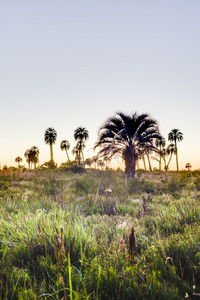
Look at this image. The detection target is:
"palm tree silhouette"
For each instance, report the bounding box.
[30,146,40,169]
[168,129,183,172]
[44,127,57,162]
[24,149,32,169]
[185,163,192,171]
[85,158,92,168]
[72,141,85,165]
[92,156,98,169]
[74,126,89,162]
[155,136,166,170]
[15,156,22,167]
[60,140,70,162]
[95,112,160,178]
[165,143,176,171]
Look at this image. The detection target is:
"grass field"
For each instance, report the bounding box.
[0,167,200,299]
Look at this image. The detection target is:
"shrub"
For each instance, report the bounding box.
[194,176,200,191]
[142,181,155,194]
[72,175,97,195]
[127,178,142,194]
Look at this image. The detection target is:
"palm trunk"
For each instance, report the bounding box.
[146,152,152,172]
[78,150,81,166]
[82,150,84,162]
[50,143,53,162]
[66,151,70,162]
[142,156,146,171]
[163,155,167,171]
[166,152,173,170]
[175,140,179,172]
[159,145,162,170]
[125,146,135,178]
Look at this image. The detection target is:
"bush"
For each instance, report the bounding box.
[142,181,155,194]
[127,178,142,194]
[194,177,200,190]
[72,175,97,195]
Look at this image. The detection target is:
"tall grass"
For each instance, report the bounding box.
[0,169,200,299]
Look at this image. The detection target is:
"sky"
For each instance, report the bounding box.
[0,1,200,170]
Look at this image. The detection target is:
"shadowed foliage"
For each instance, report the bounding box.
[95,112,160,177]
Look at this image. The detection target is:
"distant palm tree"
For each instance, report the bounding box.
[95,112,160,178]
[92,156,98,169]
[155,136,166,170]
[30,146,40,169]
[60,140,70,162]
[168,129,183,172]
[85,158,92,168]
[44,127,57,162]
[74,126,89,162]
[97,159,105,170]
[72,141,85,165]
[15,156,22,167]
[185,163,192,171]
[24,149,32,169]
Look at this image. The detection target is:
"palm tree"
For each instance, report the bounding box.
[24,149,32,169]
[92,155,98,169]
[44,127,57,162]
[15,156,22,167]
[85,158,92,168]
[74,126,89,162]
[145,149,152,171]
[168,129,183,172]
[155,136,166,170]
[60,140,70,162]
[72,141,85,165]
[97,159,105,170]
[185,163,192,171]
[165,143,176,171]
[95,112,160,178]
[30,146,40,169]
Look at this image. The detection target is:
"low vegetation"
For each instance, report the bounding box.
[0,168,199,299]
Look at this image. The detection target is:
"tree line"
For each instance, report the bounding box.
[10,111,186,176]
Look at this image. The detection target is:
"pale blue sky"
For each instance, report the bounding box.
[0,1,200,169]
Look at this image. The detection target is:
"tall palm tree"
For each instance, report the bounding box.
[44,127,57,162]
[15,156,22,167]
[30,146,40,169]
[74,126,89,162]
[155,136,166,170]
[168,129,183,172]
[60,140,70,162]
[95,112,160,178]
